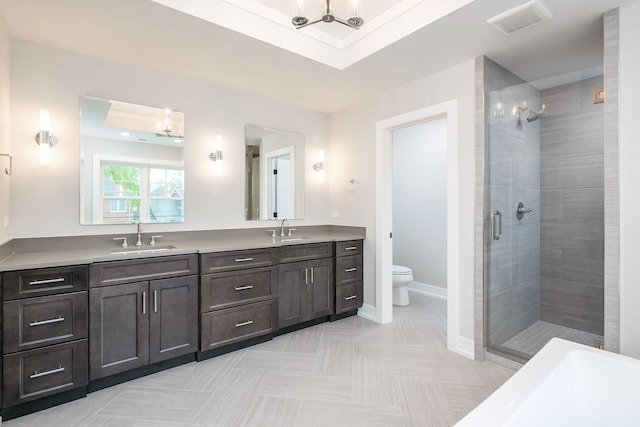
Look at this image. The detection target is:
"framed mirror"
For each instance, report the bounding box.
[245,125,305,220]
[79,95,185,225]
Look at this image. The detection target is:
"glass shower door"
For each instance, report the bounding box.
[486,83,542,360]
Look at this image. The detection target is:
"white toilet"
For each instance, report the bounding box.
[392,265,413,306]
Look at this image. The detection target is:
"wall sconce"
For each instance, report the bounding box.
[313,150,325,182]
[0,153,11,175]
[34,109,58,166]
[209,134,223,176]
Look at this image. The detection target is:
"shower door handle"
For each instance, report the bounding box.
[491,210,502,241]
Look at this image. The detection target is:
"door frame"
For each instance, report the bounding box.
[375,99,463,357]
[261,145,295,219]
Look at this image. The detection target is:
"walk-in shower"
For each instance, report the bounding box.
[485,63,605,361]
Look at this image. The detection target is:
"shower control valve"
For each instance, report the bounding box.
[516,202,533,221]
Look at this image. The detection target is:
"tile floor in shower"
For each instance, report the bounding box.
[502,320,604,356]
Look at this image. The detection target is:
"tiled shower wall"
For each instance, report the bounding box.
[539,76,605,335]
[487,66,541,346]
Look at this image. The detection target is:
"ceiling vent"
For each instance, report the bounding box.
[487,0,552,36]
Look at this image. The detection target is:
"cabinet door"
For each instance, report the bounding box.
[307,258,334,320]
[89,282,149,380]
[277,261,307,328]
[149,275,198,364]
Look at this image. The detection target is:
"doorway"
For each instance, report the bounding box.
[375,100,468,358]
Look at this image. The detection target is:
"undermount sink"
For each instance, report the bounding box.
[110,245,177,255]
[273,236,313,243]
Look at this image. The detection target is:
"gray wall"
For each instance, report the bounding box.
[487,76,541,346]
[539,76,604,335]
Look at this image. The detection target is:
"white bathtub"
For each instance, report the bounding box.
[457,338,640,426]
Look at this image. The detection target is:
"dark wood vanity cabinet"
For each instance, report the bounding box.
[334,240,364,314]
[89,281,149,379]
[89,255,198,381]
[2,265,89,408]
[199,249,278,354]
[277,243,335,329]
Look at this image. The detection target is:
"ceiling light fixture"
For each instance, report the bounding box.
[293,0,364,30]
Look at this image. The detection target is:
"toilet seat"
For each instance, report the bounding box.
[392,265,412,275]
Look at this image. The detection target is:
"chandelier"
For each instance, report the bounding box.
[292,0,364,30]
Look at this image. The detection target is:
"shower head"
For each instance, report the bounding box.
[526,104,546,122]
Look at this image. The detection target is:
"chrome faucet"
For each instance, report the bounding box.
[280,218,289,237]
[136,223,143,247]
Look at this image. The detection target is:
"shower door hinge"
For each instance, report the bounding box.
[594,88,605,104]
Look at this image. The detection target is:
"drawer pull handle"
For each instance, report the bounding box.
[344,295,357,301]
[30,366,65,379]
[345,268,357,273]
[28,277,65,286]
[235,285,254,291]
[235,257,254,262]
[235,320,254,328]
[344,246,358,251]
[29,316,65,327]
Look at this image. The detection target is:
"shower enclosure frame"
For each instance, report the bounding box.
[474,8,620,362]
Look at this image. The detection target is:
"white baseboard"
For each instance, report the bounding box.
[357,303,376,321]
[455,336,475,360]
[408,281,447,300]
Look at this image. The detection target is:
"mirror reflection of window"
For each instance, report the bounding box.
[80,95,185,225]
[100,162,184,224]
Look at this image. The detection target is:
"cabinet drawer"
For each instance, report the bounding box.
[200,300,277,351]
[3,339,88,407]
[335,255,363,285]
[89,254,198,288]
[335,282,363,314]
[200,248,276,273]
[335,240,363,257]
[278,242,334,264]
[201,267,277,312]
[3,292,88,354]
[3,266,87,301]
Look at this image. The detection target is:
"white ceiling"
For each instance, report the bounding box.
[0,0,634,113]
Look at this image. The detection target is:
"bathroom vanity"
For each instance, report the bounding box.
[0,227,364,420]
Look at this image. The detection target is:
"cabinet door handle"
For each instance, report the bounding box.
[142,291,146,315]
[305,268,308,285]
[235,320,254,328]
[344,295,357,301]
[30,365,64,379]
[28,277,65,286]
[345,268,357,273]
[311,267,314,284]
[344,246,357,251]
[234,257,254,263]
[29,316,65,327]
[153,290,158,313]
[235,285,254,291]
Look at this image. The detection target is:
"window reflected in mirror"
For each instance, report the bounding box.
[80,95,185,225]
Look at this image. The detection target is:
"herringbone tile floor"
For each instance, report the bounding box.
[5,294,516,426]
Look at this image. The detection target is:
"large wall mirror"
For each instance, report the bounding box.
[80,95,185,225]
[245,125,305,220]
